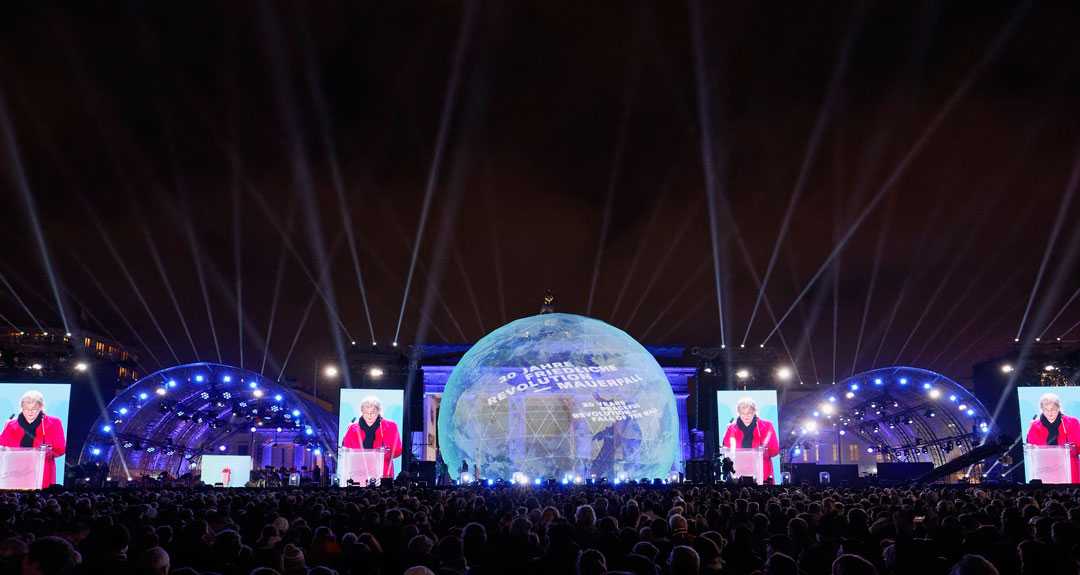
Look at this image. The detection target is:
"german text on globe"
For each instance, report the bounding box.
[438,313,680,481]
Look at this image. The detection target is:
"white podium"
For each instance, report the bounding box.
[0,446,47,490]
[720,446,766,485]
[338,447,387,487]
[1024,444,1074,484]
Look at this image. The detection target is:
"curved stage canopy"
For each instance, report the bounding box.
[780,366,993,468]
[78,363,336,479]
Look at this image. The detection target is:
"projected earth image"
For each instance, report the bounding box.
[438,313,680,481]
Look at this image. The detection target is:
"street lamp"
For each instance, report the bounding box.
[313,362,339,401]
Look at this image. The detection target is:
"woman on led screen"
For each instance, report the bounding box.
[342,396,402,478]
[0,390,66,488]
[1026,392,1080,483]
[721,397,780,484]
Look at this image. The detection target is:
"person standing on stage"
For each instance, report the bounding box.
[342,396,403,478]
[1026,392,1080,484]
[0,390,66,488]
[721,397,780,484]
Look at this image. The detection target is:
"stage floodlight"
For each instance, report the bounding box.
[736,369,751,380]
[74,362,89,372]
[369,367,384,378]
[928,388,941,399]
[776,367,793,381]
[324,365,339,378]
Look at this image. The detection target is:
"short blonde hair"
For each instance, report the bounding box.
[360,396,382,414]
[1040,393,1062,411]
[20,390,45,411]
[736,397,757,415]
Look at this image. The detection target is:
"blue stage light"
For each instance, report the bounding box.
[487,479,494,486]
[949,395,957,402]
[534,477,542,485]
[119,407,128,415]
[313,449,321,456]
[168,379,177,387]
[139,392,148,400]
[102,425,112,432]
[223,375,232,383]
[91,448,101,456]
[249,381,258,389]
[922,382,932,390]
[305,428,314,436]
[874,378,883,385]
[292,409,301,417]
[967,409,975,416]
[274,394,283,401]
[195,375,204,382]
[850,383,859,391]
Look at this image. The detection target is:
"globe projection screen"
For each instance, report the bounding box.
[437,313,680,482]
[0,383,70,488]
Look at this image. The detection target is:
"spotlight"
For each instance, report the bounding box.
[368,367,384,378]
[898,378,908,385]
[828,396,837,403]
[776,367,793,381]
[102,425,112,433]
[30,363,42,371]
[866,447,874,453]
[929,389,941,399]
[949,395,957,402]
[250,427,257,433]
[966,409,975,416]
[292,409,301,417]
[305,427,314,436]
[139,392,149,400]
[249,381,258,389]
[168,379,177,388]
[873,378,883,385]
[195,375,205,382]
[313,449,321,456]
[253,389,264,398]
[351,340,357,346]
[702,365,713,374]
[371,341,377,346]
[323,365,339,378]
[223,375,232,383]
[838,429,846,436]
[275,394,283,401]
[118,407,128,415]
[392,342,398,347]
[803,420,818,432]
[156,387,167,396]
[922,382,932,390]
[218,445,227,452]
[74,362,89,373]
[958,404,967,411]
[1045,365,1056,372]
[91,448,101,456]
[820,403,835,415]
[845,392,855,399]
[736,369,751,380]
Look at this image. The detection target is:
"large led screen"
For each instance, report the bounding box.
[0,383,71,488]
[200,455,252,487]
[339,388,404,485]
[717,389,782,485]
[1018,387,1080,484]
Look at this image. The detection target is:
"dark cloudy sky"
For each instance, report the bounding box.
[1,1,1079,386]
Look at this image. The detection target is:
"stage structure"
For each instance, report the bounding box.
[78,363,337,482]
[437,313,681,482]
[779,367,994,478]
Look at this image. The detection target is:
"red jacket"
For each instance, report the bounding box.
[722,417,780,484]
[342,418,402,478]
[0,414,66,488]
[1026,414,1080,484]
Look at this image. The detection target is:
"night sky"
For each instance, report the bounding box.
[2,2,1080,386]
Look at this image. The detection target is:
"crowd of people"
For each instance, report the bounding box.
[1,482,1078,575]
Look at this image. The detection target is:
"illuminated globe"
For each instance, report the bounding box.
[438,313,680,481]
